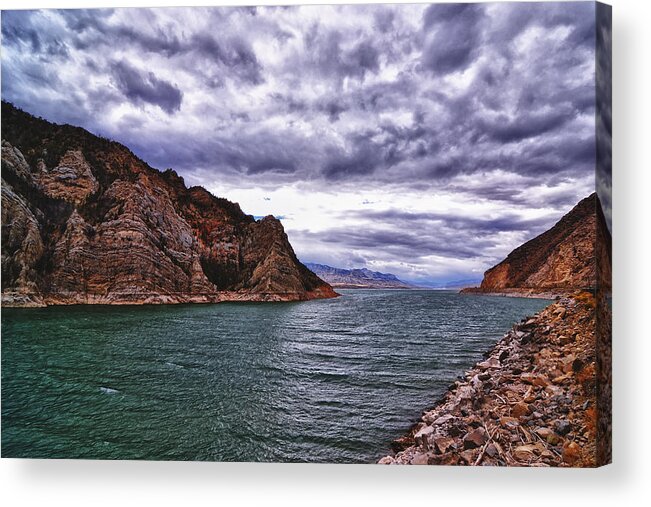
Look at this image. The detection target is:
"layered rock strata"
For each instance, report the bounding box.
[1,102,337,306]
[462,193,611,297]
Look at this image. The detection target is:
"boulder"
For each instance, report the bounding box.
[554,420,572,436]
[463,428,487,449]
[433,436,456,454]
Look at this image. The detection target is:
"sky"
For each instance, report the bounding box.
[1,2,604,286]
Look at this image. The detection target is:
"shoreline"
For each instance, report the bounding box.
[378,290,609,467]
[0,288,340,308]
[459,287,569,300]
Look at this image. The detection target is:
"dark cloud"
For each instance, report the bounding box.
[296,221,499,262]
[374,8,396,33]
[190,34,264,85]
[110,60,182,114]
[485,108,576,144]
[303,26,382,84]
[1,10,69,59]
[1,4,601,283]
[318,98,349,123]
[355,208,551,234]
[421,3,486,75]
[322,137,386,180]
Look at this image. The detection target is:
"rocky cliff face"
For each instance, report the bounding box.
[303,263,415,289]
[1,102,337,306]
[464,193,611,295]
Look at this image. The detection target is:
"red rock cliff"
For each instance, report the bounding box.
[1,102,337,306]
[465,193,611,295]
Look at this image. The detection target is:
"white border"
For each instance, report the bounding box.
[1,1,650,505]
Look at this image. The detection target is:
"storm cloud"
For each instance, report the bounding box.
[0,3,603,285]
[110,60,182,113]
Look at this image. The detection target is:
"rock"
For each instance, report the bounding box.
[500,416,520,429]
[463,428,487,449]
[521,373,550,387]
[428,452,460,466]
[433,436,456,454]
[34,149,99,204]
[376,246,607,467]
[554,420,572,436]
[432,414,455,426]
[554,307,567,319]
[561,355,576,373]
[535,427,554,439]
[477,357,501,370]
[414,425,435,448]
[545,385,563,396]
[457,386,476,401]
[378,456,394,465]
[485,443,499,458]
[513,444,539,462]
[547,433,561,445]
[459,449,478,465]
[559,334,573,345]
[1,181,45,306]
[410,453,432,465]
[562,441,581,465]
[511,401,531,418]
[470,374,484,389]
[552,373,572,384]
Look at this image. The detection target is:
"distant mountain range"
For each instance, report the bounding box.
[303,263,416,289]
[430,278,483,290]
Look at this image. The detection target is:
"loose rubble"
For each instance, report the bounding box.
[379,291,604,467]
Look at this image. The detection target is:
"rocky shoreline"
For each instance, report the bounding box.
[379,291,610,467]
[459,287,568,299]
[1,287,339,308]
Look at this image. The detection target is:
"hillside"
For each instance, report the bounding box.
[1,102,337,306]
[462,193,611,296]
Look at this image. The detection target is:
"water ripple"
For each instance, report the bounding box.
[1,289,549,462]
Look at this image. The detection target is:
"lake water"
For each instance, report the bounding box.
[1,290,549,463]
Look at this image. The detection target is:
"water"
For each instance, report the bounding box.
[1,290,549,462]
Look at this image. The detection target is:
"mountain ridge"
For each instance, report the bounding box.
[1,101,337,306]
[304,262,415,289]
[461,193,611,297]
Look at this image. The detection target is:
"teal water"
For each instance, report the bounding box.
[1,290,549,462]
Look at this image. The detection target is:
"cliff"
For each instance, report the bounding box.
[1,102,337,306]
[462,193,611,296]
[303,263,415,289]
